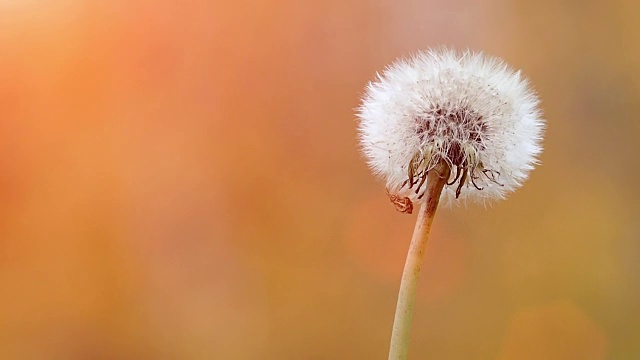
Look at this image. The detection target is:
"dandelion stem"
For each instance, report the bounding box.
[388,162,450,360]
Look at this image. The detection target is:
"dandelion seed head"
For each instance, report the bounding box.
[357,48,544,209]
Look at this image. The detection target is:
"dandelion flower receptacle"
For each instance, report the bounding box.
[356,49,544,360]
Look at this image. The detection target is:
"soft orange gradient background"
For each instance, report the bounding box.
[1,1,639,359]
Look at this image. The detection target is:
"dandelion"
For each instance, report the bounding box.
[356,48,544,360]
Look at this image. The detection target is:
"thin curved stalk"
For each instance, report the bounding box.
[388,162,450,360]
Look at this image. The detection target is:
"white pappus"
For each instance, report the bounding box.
[357,48,545,211]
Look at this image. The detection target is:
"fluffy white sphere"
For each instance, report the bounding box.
[357,49,544,209]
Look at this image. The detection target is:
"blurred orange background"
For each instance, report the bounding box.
[1,1,639,359]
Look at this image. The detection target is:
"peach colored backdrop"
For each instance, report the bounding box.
[1,0,639,359]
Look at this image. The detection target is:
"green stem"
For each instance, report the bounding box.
[388,163,449,360]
